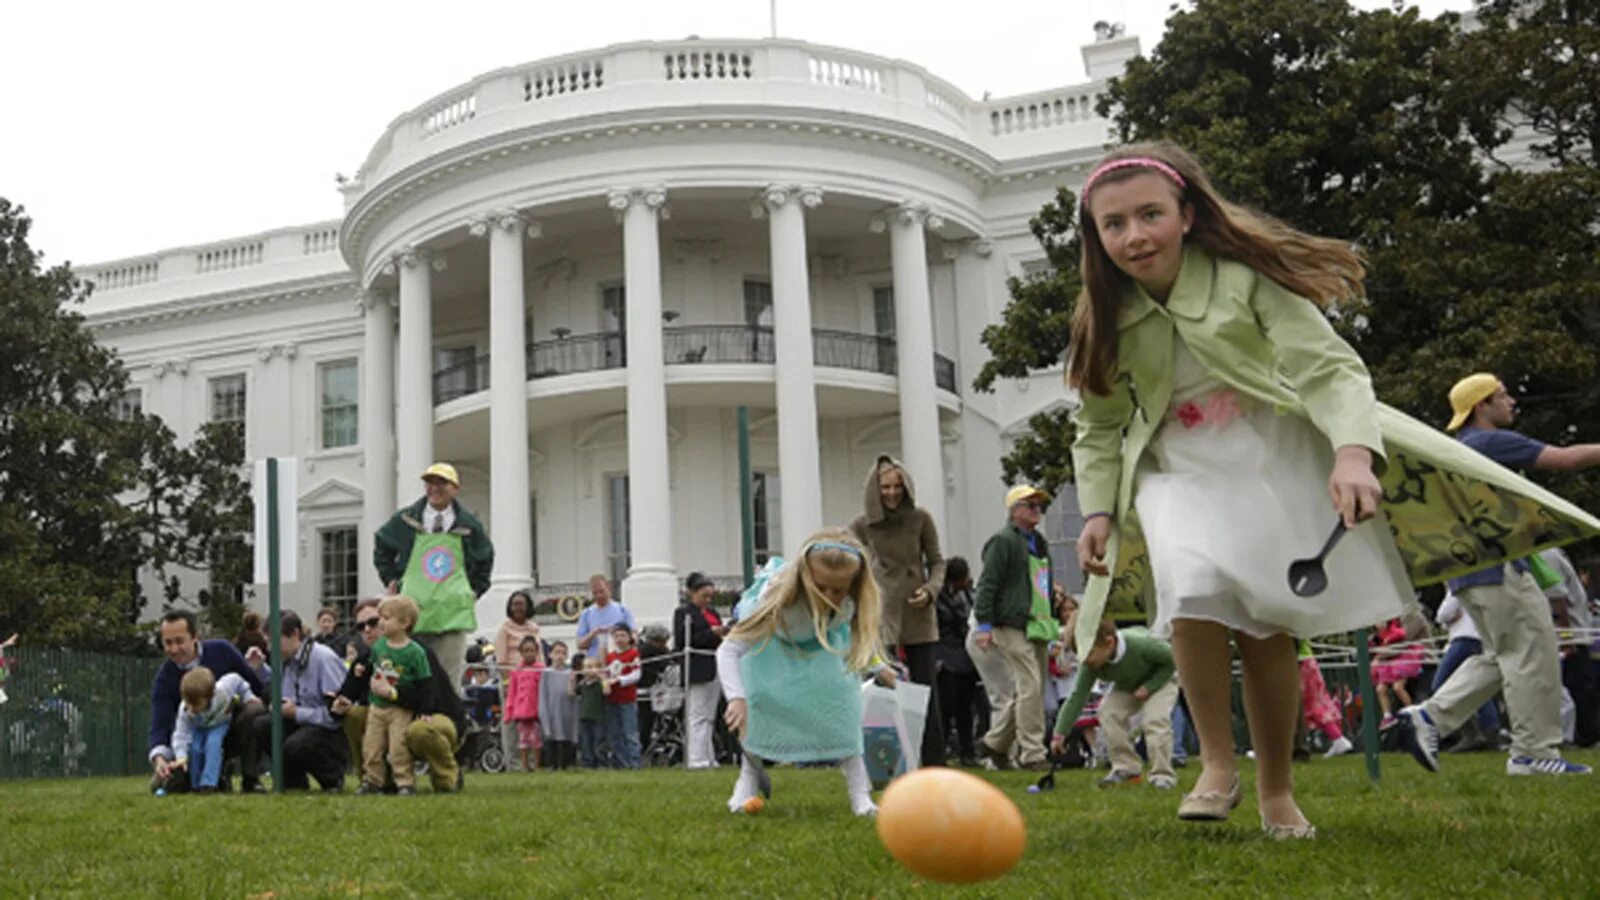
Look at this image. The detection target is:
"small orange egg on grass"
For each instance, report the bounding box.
[741,796,766,815]
[876,768,1026,883]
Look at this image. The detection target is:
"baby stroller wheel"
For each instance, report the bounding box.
[479,745,506,773]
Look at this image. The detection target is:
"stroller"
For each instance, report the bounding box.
[458,659,506,773]
[642,660,685,767]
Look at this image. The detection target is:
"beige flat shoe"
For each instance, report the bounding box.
[1177,775,1242,821]
[1262,821,1317,841]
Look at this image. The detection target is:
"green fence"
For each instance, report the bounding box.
[0,647,158,779]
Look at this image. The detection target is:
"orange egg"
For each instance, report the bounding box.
[741,796,766,815]
[876,768,1026,883]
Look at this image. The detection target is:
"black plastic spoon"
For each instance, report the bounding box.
[1288,519,1350,597]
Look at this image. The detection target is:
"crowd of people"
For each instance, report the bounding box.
[136,142,1600,845]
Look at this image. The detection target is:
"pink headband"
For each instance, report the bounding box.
[1081,157,1187,205]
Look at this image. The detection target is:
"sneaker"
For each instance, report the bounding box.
[1097,769,1143,788]
[1323,736,1354,758]
[1148,774,1177,790]
[978,740,1012,771]
[1379,714,1397,730]
[355,782,384,796]
[1396,706,1440,773]
[1506,756,1592,776]
[396,786,417,796]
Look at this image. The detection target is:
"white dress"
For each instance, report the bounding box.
[1133,340,1409,639]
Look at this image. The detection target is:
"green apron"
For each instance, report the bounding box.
[1025,553,1059,643]
[401,531,477,634]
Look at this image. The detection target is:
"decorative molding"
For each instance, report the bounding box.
[532,255,577,287]
[468,209,538,239]
[940,237,994,262]
[254,342,299,362]
[298,477,365,509]
[355,287,396,315]
[670,238,724,264]
[83,274,355,333]
[759,183,825,212]
[151,359,191,379]
[381,246,447,276]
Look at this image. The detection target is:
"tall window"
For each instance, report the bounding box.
[209,374,246,424]
[743,280,773,326]
[601,285,627,367]
[752,471,782,564]
[606,474,631,585]
[319,360,358,448]
[872,286,896,337]
[434,346,477,398]
[114,388,142,422]
[320,527,360,624]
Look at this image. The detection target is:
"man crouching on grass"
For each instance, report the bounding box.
[148,610,267,793]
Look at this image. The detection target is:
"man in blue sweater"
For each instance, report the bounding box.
[148,610,267,793]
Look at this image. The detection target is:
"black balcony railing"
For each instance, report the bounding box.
[431,326,959,404]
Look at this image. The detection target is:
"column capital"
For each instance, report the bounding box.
[382,245,447,275]
[759,183,824,212]
[355,287,397,314]
[468,209,540,239]
[872,201,944,232]
[607,186,669,222]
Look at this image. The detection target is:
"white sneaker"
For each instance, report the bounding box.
[1396,706,1440,773]
[1148,774,1177,790]
[851,796,879,817]
[1323,736,1354,758]
[1506,755,1592,776]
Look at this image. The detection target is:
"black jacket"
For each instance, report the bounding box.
[934,584,976,675]
[336,639,467,742]
[674,602,724,685]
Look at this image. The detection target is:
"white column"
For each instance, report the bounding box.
[762,184,824,546]
[885,202,947,533]
[359,288,397,598]
[472,210,536,623]
[947,239,994,565]
[607,186,677,624]
[392,246,441,499]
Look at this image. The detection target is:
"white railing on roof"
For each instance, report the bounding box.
[808,52,883,93]
[525,58,605,100]
[92,260,159,292]
[925,84,965,124]
[663,47,754,81]
[196,240,264,273]
[422,92,477,136]
[302,227,339,255]
[988,89,1103,135]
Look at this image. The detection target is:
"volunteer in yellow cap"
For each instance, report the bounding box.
[969,483,1058,771]
[1393,373,1600,777]
[1445,373,1504,432]
[372,462,496,688]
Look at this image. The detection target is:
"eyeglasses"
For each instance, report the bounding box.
[1019,501,1045,511]
[358,618,380,629]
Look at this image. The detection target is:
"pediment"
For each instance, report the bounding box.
[299,477,364,509]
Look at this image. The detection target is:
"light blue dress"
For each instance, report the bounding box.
[741,595,863,762]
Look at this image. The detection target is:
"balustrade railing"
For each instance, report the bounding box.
[663,48,755,81]
[988,89,1102,135]
[525,58,605,100]
[431,327,959,405]
[195,241,264,274]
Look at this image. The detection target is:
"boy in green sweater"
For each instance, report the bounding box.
[359,595,432,795]
[1051,620,1179,789]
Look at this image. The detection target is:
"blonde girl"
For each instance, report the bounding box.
[1070,141,1413,839]
[718,528,895,816]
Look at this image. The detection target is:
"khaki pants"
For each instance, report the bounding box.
[363,705,417,787]
[1097,679,1180,779]
[1424,567,1562,760]
[416,631,468,692]
[980,627,1048,767]
[345,706,461,791]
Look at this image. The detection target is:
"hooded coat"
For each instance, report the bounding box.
[850,455,946,646]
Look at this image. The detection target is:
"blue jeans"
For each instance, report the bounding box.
[1171,700,1197,763]
[189,721,230,789]
[578,719,606,769]
[604,701,641,769]
[1433,638,1500,734]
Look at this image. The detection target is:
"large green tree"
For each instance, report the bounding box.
[978,0,1600,521]
[0,199,253,653]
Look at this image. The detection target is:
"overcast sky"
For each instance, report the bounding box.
[3,0,1469,267]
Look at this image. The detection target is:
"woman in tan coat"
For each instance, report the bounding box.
[851,455,947,766]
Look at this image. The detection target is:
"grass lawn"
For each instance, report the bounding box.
[3,750,1598,898]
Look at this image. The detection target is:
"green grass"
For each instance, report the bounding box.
[3,751,1599,898]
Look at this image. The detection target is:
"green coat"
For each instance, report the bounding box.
[972,523,1048,634]
[1071,246,1600,652]
[1053,630,1175,736]
[373,498,495,601]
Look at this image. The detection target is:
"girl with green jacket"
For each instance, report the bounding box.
[1068,143,1597,841]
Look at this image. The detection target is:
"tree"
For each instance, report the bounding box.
[978,0,1600,519]
[0,199,253,653]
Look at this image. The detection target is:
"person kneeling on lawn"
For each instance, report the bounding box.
[1051,620,1180,789]
[333,598,468,793]
[252,611,350,792]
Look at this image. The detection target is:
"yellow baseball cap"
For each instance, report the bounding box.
[1004,484,1050,509]
[421,462,460,486]
[1446,374,1501,432]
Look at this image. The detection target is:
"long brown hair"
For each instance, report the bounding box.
[1068,141,1366,396]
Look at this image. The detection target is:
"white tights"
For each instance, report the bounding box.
[727,754,877,816]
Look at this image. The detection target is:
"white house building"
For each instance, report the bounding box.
[81,33,1144,639]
